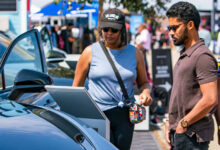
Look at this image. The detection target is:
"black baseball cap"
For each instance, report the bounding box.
[100,8,125,30]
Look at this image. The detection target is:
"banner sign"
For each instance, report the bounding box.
[129,15,144,34]
[152,49,173,94]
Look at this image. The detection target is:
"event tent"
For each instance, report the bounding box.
[35,1,97,17]
[31,1,98,28]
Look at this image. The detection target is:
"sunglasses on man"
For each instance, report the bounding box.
[102,27,120,33]
[167,24,182,32]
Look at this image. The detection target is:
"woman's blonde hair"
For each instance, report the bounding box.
[138,23,147,31]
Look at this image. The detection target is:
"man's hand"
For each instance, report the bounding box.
[176,120,187,134]
[165,121,172,150]
[139,90,152,106]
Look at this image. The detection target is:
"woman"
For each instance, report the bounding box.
[73,8,152,150]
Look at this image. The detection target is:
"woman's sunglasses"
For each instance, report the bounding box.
[102,27,119,33]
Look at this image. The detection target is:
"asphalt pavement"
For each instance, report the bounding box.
[131,130,162,150]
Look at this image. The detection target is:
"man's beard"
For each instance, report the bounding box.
[173,27,188,46]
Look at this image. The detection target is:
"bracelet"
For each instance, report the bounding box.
[218,126,220,130]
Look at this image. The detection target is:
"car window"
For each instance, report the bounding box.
[40,27,52,57]
[4,33,43,89]
[0,73,2,90]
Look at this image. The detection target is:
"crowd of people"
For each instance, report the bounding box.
[44,22,96,54]
[35,2,220,149]
[39,14,174,57]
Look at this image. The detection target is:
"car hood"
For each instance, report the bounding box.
[0,101,82,150]
[0,101,117,150]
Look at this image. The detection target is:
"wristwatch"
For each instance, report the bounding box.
[181,119,188,128]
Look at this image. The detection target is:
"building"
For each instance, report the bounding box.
[0,0,30,35]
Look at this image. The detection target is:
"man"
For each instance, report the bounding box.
[61,23,78,54]
[135,24,151,65]
[198,22,211,47]
[135,23,151,52]
[216,31,220,54]
[165,2,218,149]
[135,23,153,85]
[215,61,220,145]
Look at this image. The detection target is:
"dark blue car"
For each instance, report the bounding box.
[0,29,116,150]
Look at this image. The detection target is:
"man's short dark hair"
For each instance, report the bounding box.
[68,22,73,26]
[166,2,200,30]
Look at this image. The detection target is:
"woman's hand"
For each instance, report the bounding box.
[139,89,152,106]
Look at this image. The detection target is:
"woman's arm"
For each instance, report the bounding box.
[136,49,152,106]
[72,46,92,87]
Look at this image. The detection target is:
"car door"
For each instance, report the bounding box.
[0,29,48,98]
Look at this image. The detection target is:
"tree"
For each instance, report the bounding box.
[79,1,169,21]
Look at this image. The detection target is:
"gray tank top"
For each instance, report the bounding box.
[87,42,137,111]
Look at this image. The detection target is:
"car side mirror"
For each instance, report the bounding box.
[46,50,66,63]
[8,69,53,100]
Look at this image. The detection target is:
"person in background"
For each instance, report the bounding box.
[46,22,52,35]
[80,26,94,53]
[165,2,217,150]
[198,21,212,47]
[72,8,152,150]
[61,23,78,54]
[159,30,170,48]
[216,32,220,54]
[51,26,58,48]
[135,23,153,86]
[152,26,162,49]
[72,25,80,54]
[135,23,151,64]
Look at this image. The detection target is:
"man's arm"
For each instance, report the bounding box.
[68,36,79,43]
[214,77,220,145]
[176,80,217,133]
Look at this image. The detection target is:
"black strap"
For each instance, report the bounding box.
[99,41,130,104]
